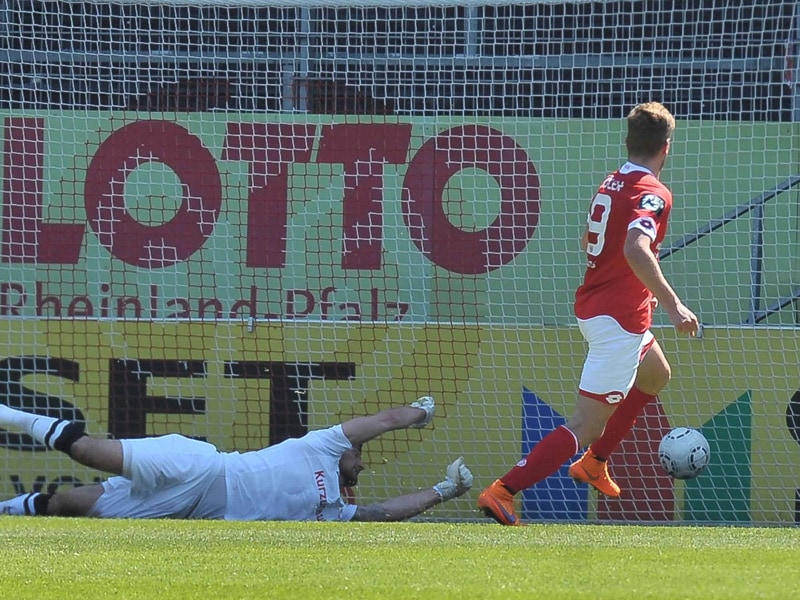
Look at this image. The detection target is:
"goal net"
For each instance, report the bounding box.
[0,0,798,525]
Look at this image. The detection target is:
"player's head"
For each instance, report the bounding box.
[625,102,675,170]
[338,444,365,487]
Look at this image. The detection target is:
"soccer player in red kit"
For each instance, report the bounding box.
[478,102,699,525]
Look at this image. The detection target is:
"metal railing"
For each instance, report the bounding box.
[660,174,800,325]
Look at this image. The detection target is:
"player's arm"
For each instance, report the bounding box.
[580,224,589,252]
[623,228,698,335]
[351,457,472,522]
[351,488,443,522]
[341,396,434,447]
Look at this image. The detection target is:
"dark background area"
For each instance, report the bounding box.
[0,1,795,119]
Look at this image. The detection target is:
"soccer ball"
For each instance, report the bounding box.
[658,427,710,480]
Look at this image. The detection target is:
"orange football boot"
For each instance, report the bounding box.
[569,450,621,497]
[477,479,521,526]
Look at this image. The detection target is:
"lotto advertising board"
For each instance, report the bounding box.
[0,115,795,325]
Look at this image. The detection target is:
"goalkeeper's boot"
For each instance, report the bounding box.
[568,450,621,497]
[477,479,521,526]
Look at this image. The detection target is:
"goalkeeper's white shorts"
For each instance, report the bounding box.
[88,434,227,519]
[577,315,655,404]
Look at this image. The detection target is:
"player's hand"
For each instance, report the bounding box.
[447,456,473,495]
[432,457,474,501]
[667,302,699,336]
[409,396,435,428]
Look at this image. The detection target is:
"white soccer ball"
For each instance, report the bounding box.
[658,427,710,480]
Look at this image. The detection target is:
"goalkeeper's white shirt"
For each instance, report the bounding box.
[222,424,358,522]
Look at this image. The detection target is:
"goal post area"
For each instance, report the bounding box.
[0,1,798,525]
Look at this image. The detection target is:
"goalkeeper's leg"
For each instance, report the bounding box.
[0,484,103,517]
[0,492,46,515]
[0,403,124,474]
[0,403,86,455]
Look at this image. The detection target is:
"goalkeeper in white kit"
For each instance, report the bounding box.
[0,396,472,522]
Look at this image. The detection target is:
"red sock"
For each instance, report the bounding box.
[500,425,579,493]
[590,386,655,459]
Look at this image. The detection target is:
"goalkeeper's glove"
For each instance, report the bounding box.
[409,396,435,428]
[432,457,474,501]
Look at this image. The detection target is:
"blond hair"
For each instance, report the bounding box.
[625,102,675,158]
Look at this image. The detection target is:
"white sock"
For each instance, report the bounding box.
[0,492,40,516]
[0,404,72,449]
[0,404,40,432]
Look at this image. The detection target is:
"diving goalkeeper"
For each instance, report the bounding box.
[0,396,472,521]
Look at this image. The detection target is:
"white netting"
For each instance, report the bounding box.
[0,0,798,524]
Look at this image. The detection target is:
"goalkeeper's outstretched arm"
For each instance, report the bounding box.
[351,457,473,522]
[342,396,435,446]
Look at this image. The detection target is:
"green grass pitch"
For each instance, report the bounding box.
[0,517,797,599]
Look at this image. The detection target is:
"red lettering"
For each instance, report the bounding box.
[315,470,327,502]
[340,302,361,320]
[198,297,223,319]
[402,124,540,274]
[84,120,222,268]
[2,117,84,263]
[99,283,110,317]
[320,286,336,320]
[165,298,191,318]
[222,123,315,268]
[0,283,25,315]
[286,289,315,317]
[149,285,158,318]
[116,296,142,318]
[36,282,62,316]
[67,296,93,317]
[230,285,258,319]
[370,287,379,321]
[2,118,540,275]
[386,302,410,321]
[317,123,413,270]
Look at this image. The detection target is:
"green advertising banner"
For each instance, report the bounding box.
[0,114,796,325]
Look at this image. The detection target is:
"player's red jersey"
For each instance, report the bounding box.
[574,162,673,334]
